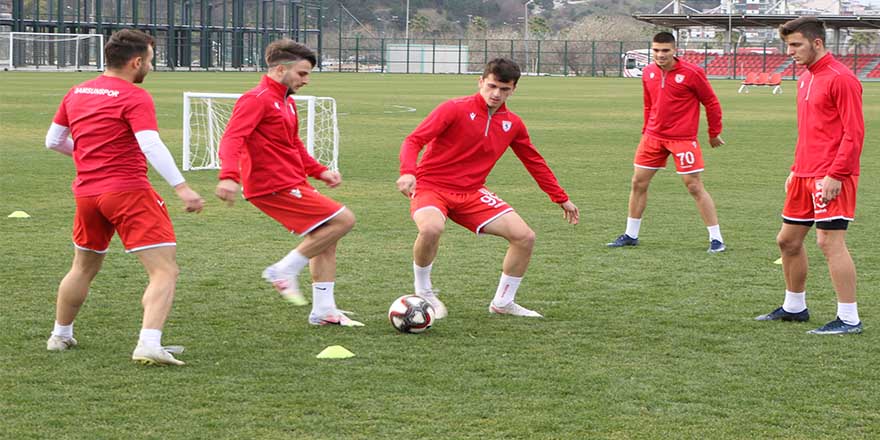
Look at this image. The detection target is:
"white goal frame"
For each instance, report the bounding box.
[1,32,104,71]
[182,92,339,172]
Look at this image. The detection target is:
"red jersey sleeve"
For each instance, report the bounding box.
[125,90,159,133]
[399,101,455,175]
[53,93,70,127]
[692,69,722,138]
[509,122,569,204]
[218,94,264,182]
[827,75,864,180]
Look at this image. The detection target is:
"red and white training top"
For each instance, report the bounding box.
[399,93,569,204]
[793,53,864,179]
[641,58,723,141]
[52,75,158,197]
[218,75,327,199]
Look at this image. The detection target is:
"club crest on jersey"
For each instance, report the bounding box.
[675,74,685,83]
[289,188,302,198]
[469,112,476,120]
[502,120,512,132]
[649,72,655,79]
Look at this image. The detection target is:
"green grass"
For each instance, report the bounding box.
[1,71,879,439]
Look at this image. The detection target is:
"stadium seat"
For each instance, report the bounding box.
[737,72,760,93]
[738,72,783,95]
[767,73,783,94]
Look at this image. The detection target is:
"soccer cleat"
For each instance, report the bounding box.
[807,317,863,335]
[607,234,639,248]
[755,306,810,322]
[46,335,78,351]
[131,344,185,366]
[416,290,448,320]
[309,309,365,327]
[707,239,726,253]
[262,266,308,306]
[489,302,543,318]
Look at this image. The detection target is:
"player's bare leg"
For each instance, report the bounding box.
[609,167,657,247]
[306,239,363,327]
[681,172,725,252]
[413,208,445,267]
[628,167,658,220]
[755,223,811,323]
[482,212,541,317]
[411,208,447,318]
[47,249,104,351]
[777,223,810,293]
[816,229,856,303]
[55,249,104,326]
[809,227,861,332]
[681,173,719,226]
[297,208,356,259]
[131,246,185,365]
[136,246,179,330]
[481,211,535,277]
[309,241,337,283]
[265,209,355,306]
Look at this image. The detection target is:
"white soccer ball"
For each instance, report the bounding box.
[388,295,436,334]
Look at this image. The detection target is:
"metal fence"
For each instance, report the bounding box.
[324,37,880,80]
[0,0,322,70]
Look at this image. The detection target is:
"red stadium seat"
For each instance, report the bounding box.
[738,72,760,93]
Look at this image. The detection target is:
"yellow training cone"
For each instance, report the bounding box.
[316,345,355,359]
[8,211,30,218]
[773,257,783,265]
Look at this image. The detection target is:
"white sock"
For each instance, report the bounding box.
[492,273,522,307]
[837,302,860,325]
[625,217,641,239]
[782,290,806,313]
[138,328,162,348]
[276,249,309,276]
[707,225,723,242]
[52,321,73,338]
[312,282,337,314]
[414,262,433,294]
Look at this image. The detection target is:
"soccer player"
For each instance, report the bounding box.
[215,39,361,327]
[397,58,580,319]
[607,31,726,253]
[755,17,864,335]
[44,29,205,365]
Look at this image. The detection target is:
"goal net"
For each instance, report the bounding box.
[0,32,104,71]
[182,92,339,172]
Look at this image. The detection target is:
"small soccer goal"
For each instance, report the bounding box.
[0,32,104,71]
[182,92,339,172]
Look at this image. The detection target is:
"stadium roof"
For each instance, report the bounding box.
[632,14,880,29]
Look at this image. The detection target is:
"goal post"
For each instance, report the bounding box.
[0,32,104,71]
[182,92,339,172]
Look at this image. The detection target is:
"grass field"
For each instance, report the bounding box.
[1,71,879,439]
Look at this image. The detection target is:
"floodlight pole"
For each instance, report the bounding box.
[405,0,410,40]
[524,0,534,74]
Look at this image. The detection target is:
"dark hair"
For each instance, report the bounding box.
[653,32,676,44]
[265,39,317,67]
[104,29,154,69]
[779,16,826,44]
[482,58,521,84]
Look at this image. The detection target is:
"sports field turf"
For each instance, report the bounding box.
[1,71,879,439]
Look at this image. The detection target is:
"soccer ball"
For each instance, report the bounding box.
[388,295,436,334]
